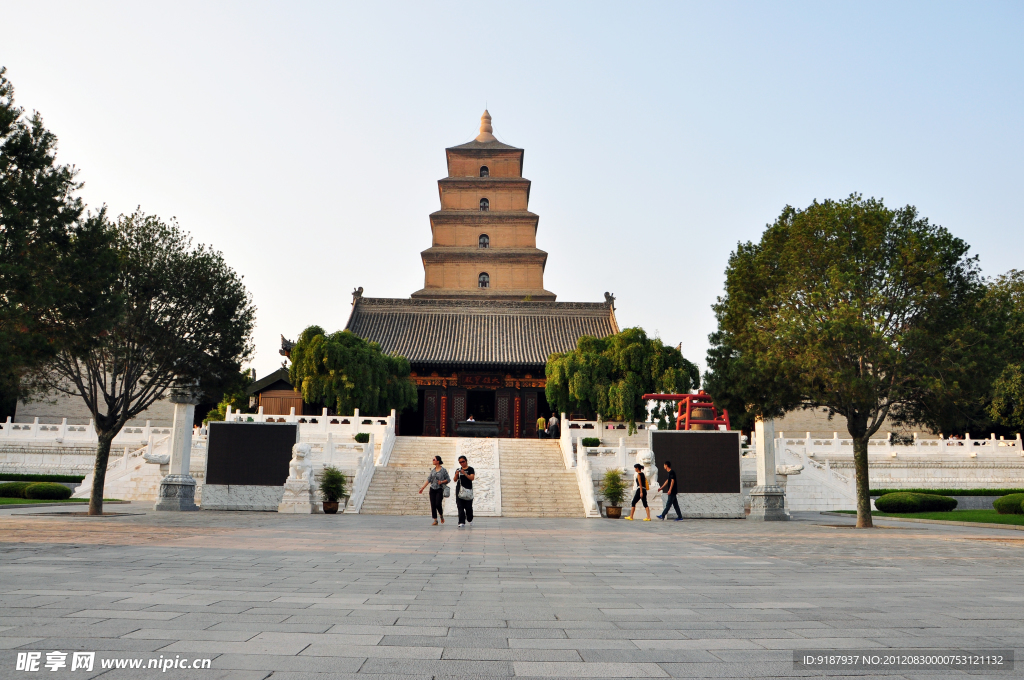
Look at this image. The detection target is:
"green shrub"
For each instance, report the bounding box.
[0,474,85,483]
[993,493,1024,515]
[875,492,957,513]
[581,437,600,447]
[871,488,1024,497]
[354,432,370,444]
[0,482,32,498]
[601,468,626,507]
[24,483,73,500]
[319,466,347,503]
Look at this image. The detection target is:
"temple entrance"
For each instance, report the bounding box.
[466,389,495,422]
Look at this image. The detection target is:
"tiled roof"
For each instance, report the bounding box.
[447,139,521,151]
[345,298,618,367]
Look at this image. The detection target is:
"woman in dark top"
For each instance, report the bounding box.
[418,456,449,525]
[454,455,475,528]
[626,463,651,521]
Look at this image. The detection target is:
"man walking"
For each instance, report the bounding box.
[547,413,559,440]
[657,460,682,520]
[536,412,547,438]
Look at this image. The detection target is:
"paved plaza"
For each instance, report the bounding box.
[0,507,1021,679]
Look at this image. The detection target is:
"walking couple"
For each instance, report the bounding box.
[417,455,475,527]
[625,460,682,521]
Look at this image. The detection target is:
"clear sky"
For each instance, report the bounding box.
[4,1,1022,379]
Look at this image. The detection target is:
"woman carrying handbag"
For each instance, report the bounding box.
[418,456,450,525]
[453,455,475,528]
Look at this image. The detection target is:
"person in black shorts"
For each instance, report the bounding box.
[658,460,682,520]
[626,463,651,521]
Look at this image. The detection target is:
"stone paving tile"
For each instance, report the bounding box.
[514,661,670,677]
[1,511,1022,678]
[360,658,515,675]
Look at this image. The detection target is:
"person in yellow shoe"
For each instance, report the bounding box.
[626,463,651,521]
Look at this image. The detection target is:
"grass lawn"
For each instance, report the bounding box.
[836,509,1024,525]
[0,498,121,505]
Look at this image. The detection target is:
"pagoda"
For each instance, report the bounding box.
[411,111,555,301]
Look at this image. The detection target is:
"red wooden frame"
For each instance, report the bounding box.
[641,390,731,431]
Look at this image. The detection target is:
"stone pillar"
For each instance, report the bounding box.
[155,387,200,511]
[748,417,788,521]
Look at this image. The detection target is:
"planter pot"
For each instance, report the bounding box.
[605,505,622,519]
[322,501,340,514]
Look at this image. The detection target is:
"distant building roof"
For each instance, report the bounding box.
[345,297,619,367]
[247,367,292,395]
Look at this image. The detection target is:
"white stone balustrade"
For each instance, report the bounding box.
[0,416,171,447]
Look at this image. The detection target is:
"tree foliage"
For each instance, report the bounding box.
[987,270,1024,430]
[0,66,117,412]
[709,195,985,527]
[31,210,256,514]
[288,326,417,416]
[545,327,700,433]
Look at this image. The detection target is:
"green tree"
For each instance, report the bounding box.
[711,195,985,527]
[203,369,255,423]
[545,327,700,433]
[30,210,255,515]
[288,326,416,416]
[0,67,117,412]
[987,270,1024,431]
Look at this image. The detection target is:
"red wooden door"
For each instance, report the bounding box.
[423,390,438,437]
[523,392,538,437]
[496,391,512,438]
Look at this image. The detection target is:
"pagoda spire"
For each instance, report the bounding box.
[475,110,497,142]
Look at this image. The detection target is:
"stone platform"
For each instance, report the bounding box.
[0,506,1020,679]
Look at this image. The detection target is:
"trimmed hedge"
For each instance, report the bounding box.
[581,437,601,447]
[0,482,32,498]
[354,432,370,444]
[0,474,85,483]
[874,492,957,513]
[24,482,73,500]
[872,488,1024,497]
[993,493,1024,515]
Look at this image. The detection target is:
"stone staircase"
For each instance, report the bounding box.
[359,436,585,517]
[498,439,584,517]
[359,437,457,515]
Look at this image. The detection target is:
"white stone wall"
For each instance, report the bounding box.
[16,391,175,426]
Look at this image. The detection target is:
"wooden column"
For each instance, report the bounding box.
[514,396,521,439]
[440,394,448,437]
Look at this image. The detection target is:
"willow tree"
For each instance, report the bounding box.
[545,327,699,433]
[711,195,985,528]
[288,326,416,416]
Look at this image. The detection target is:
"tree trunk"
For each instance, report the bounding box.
[852,435,873,528]
[89,435,114,516]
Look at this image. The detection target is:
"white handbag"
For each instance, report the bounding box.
[457,485,474,501]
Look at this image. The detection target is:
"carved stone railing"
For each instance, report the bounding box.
[344,434,376,514]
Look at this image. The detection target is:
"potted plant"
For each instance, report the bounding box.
[319,466,347,514]
[354,432,370,443]
[601,468,626,518]
[581,437,601,448]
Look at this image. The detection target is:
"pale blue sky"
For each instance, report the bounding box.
[4,1,1022,379]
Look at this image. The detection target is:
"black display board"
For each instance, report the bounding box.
[651,431,741,493]
[206,423,298,486]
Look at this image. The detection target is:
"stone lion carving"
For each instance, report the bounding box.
[288,443,313,482]
[143,451,170,465]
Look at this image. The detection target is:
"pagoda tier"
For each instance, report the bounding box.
[411,111,554,302]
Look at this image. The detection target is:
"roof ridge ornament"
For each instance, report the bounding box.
[475,110,497,142]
